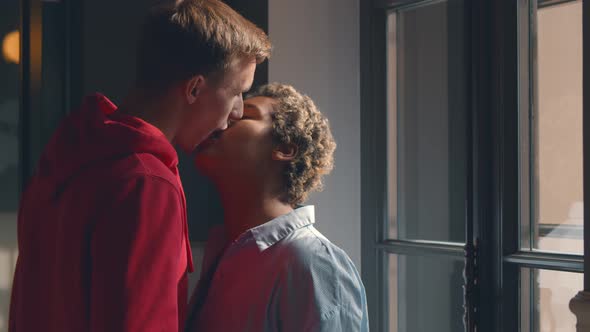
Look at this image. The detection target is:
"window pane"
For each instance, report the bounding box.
[522,0,583,253]
[387,0,468,243]
[388,254,464,332]
[0,1,20,330]
[520,268,582,332]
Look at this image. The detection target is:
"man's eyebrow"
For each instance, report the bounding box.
[243,102,261,112]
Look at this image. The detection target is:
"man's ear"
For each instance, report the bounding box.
[272,143,298,161]
[185,75,206,104]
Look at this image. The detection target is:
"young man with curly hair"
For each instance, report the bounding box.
[186,83,369,331]
[10,1,270,331]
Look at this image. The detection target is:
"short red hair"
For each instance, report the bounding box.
[136,0,272,89]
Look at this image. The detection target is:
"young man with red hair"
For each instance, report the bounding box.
[9,1,271,331]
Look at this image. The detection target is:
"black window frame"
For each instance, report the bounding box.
[360,0,589,331]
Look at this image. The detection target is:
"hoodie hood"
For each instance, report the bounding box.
[37,93,178,189]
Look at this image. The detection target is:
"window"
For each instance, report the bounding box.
[386,1,467,244]
[385,1,469,331]
[361,0,472,331]
[516,0,584,330]
[526,1,584,255]
[361,0,587,331]
[520,268,582,331]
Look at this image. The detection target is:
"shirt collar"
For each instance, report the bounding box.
[249,205,315,251]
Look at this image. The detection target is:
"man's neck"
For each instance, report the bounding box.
[220,189,293,242]
[117,88,181,142]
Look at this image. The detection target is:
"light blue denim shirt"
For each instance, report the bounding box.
[186,205,369,332]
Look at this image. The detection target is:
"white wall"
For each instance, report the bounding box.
[268,0,361,268]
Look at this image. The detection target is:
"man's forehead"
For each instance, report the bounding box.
[227,56,257,74]
[244,97,276,113]
[226,66,255,90]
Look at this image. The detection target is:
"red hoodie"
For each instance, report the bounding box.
[9,94,193,332]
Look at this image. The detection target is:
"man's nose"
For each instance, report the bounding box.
[229,105,244,120]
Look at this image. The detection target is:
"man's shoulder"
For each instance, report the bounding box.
[122,152,178,181]
[274,226,366,323]
[90,153,180,190]
[278,226,359,278]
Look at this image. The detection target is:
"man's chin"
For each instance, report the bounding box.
[173,140,201,156]
[177,133,211,155]
[194,159,226,183]
[194,154,216,172]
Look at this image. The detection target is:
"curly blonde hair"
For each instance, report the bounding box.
[247,83,336,206]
